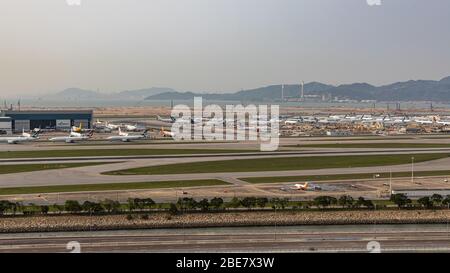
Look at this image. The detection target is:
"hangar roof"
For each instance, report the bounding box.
[2,110,93,120]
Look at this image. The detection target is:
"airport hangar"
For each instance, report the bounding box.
[0,110,93,133]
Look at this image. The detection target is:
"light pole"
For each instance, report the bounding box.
[411,157,415,184]
[446,203,450,238]
[374,204,377,239]
[389,170,392,196]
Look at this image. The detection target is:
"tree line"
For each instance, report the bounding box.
[2,193,450,216]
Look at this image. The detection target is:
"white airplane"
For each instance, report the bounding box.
[302,116,317,123]
[207,117,224,124]
[105,121,120,130]
[291,182,322,191]
[317,117,332,124]
[94,119,106,127]
[284,118,300,125]
[437,120,450,126]
[157,115,176,123]
[269,118,281,123]
[391,117,406,124]
[160,127,175,138]
[362,115,373,121]
[191,117,203,124]
[49,130,93,143]
[106,128,149,142]
[292,182,309,191]
[124,124,138,131]
[0,130,40,144]
[413,118,433,124]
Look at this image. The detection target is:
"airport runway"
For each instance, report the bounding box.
[2,135,450,152]
[2,147,450,164]
[1,225,450,253]
[1,139,450,205]
[0,150,449,188]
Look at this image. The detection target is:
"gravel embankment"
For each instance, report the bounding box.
[0,210,449,233]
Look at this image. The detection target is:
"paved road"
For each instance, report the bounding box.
[1,228,450,253]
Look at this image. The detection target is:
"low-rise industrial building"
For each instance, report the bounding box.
[0,110,93,132]
[0,117,12,135]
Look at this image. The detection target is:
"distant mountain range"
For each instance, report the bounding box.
[42,76,450,102]
[43,87,176,100]
[145,76,450,102]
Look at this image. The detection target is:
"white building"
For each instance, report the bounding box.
[0,117,12,135]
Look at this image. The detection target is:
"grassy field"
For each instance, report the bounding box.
[0,179,229,195]
[104,153,449,175]
[0,148,257,159]
[240,170,450,184]
[288,143,450,149]
[0,162,112,175]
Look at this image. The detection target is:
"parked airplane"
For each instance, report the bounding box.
[71,122,83,133]
[105,121,120,130]
[292,182,309,190]
[49,130,93,143]
[414,118,433,125]
[285,118,301,125]
[237,122,257,131]
[190,117,203,124]
[160,127,175,138]
[93,119,105,127]
[291,182,322,191]
[437,120,450,126]
[157,115,176,123]
[0,130,40,144]
[106,128,149,142]
[124,124,138,131]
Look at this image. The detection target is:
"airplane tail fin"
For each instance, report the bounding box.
[31,129,41,138]
[118,127,128,136]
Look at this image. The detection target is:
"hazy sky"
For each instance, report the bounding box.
[1,0,450,97]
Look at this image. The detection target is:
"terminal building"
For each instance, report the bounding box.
[0,110,93,133]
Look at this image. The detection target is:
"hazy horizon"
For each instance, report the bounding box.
[1,0,450,97]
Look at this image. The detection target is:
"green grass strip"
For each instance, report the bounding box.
[0,148,256,159]
[0,162,112,175]
[240,170,450,184]
[289,143,450,149]
[104,153,449,175]
[0,179,229,195]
